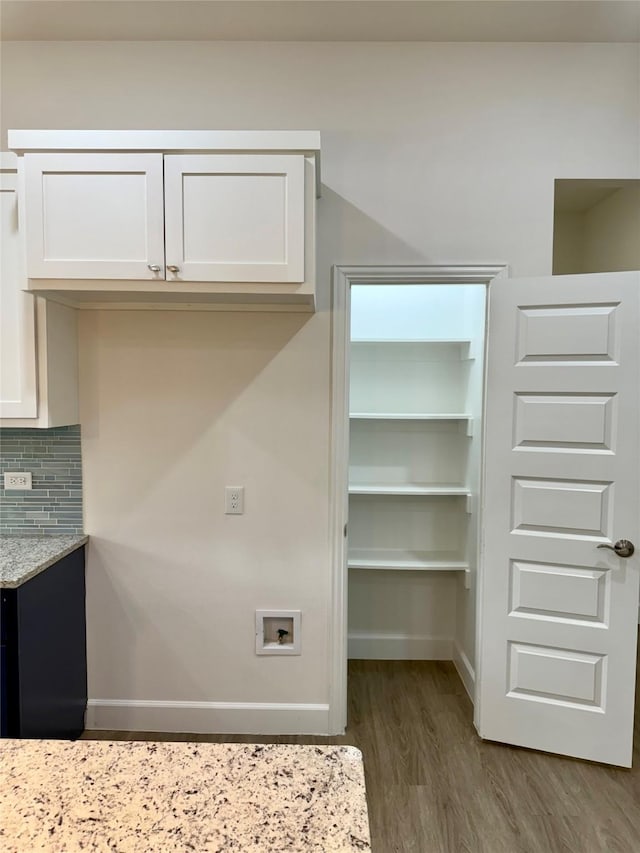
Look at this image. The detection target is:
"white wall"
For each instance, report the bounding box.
[2,41,638,731]
[79,310,329,703]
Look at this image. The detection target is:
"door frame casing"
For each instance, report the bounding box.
[328,264,508,734]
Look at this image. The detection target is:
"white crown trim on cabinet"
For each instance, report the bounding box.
[8,130,322,197]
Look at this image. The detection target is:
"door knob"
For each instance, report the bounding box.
[147,264,161,273]
[167,265,180,274]
[597,539,635,558]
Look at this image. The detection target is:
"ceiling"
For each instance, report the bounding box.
[2,0,639,42]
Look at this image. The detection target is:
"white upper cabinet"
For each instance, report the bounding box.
[24,153,165,280]
[0,153,79,427]
[10,131,319,310]
[0,153,36,418]
[164,155,305,284]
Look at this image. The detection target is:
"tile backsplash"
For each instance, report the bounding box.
[0,426,83,534]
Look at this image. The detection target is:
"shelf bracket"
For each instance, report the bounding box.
[465,494,475,514]
[464,567,472,590]
[465,418,474,437]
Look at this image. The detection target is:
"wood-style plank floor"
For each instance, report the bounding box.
[84,653,640,853]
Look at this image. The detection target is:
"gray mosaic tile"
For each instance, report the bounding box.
[0,426,83,534]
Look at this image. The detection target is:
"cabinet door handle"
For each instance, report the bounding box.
[147,264,162,273]
[167,265,180,274]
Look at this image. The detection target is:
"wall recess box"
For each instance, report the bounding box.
[255,610,301,656]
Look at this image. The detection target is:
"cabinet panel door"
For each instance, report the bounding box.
[23,153,165,279]
[0,155,37,418]
[15,548,87,738]
[164,154,305,283]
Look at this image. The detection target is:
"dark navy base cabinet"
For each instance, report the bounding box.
[1,547,87,739]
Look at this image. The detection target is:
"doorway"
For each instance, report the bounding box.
[328,265,506,735]
[330,265,640,769]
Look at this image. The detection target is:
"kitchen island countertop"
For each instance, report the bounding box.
[0,739,371,852]
[0,534,88,588]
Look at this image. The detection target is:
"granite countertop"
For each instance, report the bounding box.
[0,739,371,852]
[0,534,88,588]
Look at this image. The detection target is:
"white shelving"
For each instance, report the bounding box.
[347,282,487,662]
[349,485,470,496]
[348,549,469,571]
[347,492,470,572]
[351,338,473,356]
[350,413,471,420]
[349,338,473,416]
[347,321,479,576]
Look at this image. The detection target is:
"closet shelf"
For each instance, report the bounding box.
[349,413,472,421]
[348,549,469,571]
[348,484,470,496]
[350,338,474,360]
[351,338,471,344]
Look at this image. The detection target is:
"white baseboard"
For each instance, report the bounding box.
[347,632,453,660]
[86,700,330,735]
[452,641,475,702]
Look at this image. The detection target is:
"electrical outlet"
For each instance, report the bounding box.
[4,472,33,490]
[225,486,244,515]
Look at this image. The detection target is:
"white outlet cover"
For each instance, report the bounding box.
[225,485,244,515]
[3,471,33,490]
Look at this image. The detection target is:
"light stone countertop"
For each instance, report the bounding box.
[0,739,371,852]
[0,534,88,588]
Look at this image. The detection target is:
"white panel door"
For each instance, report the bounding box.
[23,153,165,279]
[478,271,639,767]
[0,154,37,418]
[164,155,305,283]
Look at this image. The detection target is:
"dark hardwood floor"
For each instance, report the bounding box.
[85,652,640,853]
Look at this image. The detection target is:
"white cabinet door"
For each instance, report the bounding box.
[0,154,79,427]
[478,271,639,767]
[23,153,165,280]
[0,154,37,418]
[164,155,305,283]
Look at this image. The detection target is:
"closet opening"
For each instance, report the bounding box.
[328,265,506,735]
[347,281,486,667]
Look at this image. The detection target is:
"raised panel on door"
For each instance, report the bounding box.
[0,155,37,418]
[164,154,305,283]
[478,271,639,767]
[23,153,165,279]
